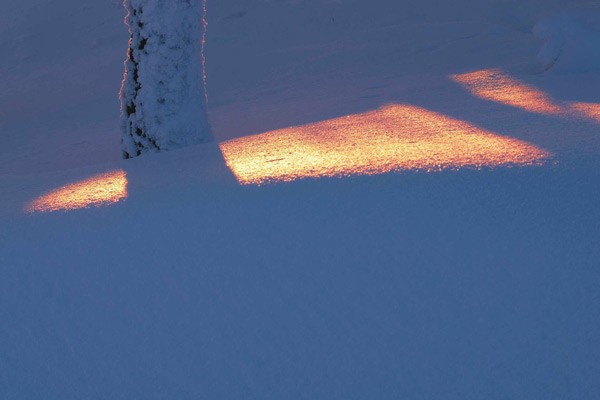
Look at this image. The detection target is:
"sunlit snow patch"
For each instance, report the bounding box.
[26,170,128,213]
[219,104,552,185]
[451,69,563,115]
[569,101,600,124]
[451,68,600,123]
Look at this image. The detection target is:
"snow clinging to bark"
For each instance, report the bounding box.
[120,0,213,159]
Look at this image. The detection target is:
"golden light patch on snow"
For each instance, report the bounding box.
[570,101,600,124]
[219,104,551,185]
[452,69,600,125]
[450,69,563,115]
[26,170,128,213]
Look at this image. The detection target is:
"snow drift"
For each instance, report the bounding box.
[534,6,600,73]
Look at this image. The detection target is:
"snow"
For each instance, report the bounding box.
[121,0,212,158]
[1,0,600,398]
[534,5,600,73]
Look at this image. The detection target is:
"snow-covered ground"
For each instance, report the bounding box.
[1,0,599,398]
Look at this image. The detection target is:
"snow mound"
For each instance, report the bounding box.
[534,9,600,73]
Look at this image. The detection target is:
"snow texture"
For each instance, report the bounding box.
[1,0,600,398]
[534,8,600,73]
[120,0,212,159]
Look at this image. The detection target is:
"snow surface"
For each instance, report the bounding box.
[534,6,600,73]
[1,0,600,398]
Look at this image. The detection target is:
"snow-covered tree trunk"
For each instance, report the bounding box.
[120,0,212,159]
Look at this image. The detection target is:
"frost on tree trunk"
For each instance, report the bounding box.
[120,0,212,159]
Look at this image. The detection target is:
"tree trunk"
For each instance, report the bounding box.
[120,0,212,159]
